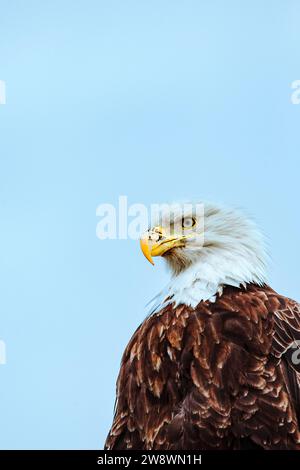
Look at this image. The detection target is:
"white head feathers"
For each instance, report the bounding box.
[148,202,268,312]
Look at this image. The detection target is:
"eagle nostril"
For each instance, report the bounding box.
[149,229,162,243]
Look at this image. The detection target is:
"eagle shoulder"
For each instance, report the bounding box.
[105,284,300,450]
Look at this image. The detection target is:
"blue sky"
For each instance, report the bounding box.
[0,0,299,449]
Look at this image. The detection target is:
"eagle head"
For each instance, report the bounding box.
[140,202,268,307]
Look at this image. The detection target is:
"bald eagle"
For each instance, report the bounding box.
[105,202,300,450]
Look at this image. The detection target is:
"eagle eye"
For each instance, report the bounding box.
[182,217,196,229]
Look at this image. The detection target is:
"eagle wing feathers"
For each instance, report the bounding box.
[105,285,300,450]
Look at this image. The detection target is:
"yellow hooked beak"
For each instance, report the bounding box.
[140,226,186,265]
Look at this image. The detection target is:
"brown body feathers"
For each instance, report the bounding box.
[105,284,300,450]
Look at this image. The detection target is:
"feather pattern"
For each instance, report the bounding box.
[105,284,300,450]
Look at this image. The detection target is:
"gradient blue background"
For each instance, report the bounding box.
[0,0,299,449]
